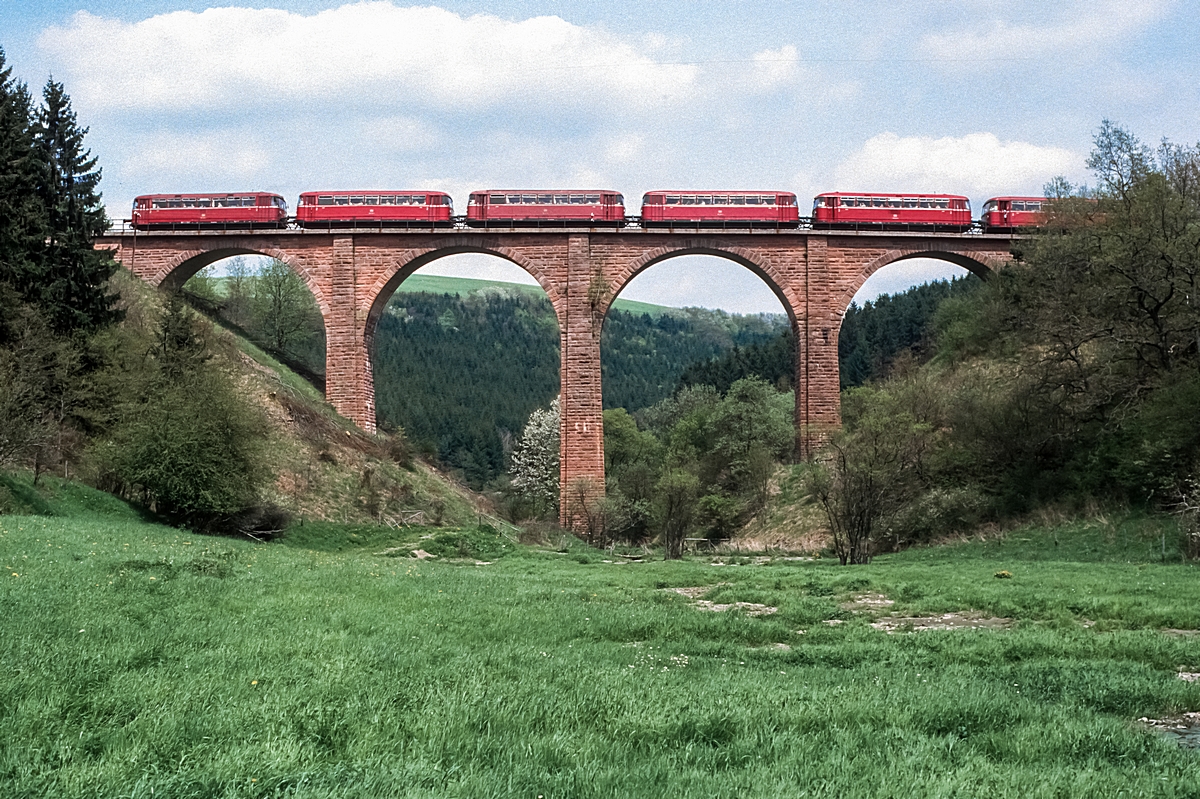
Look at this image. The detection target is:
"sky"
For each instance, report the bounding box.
[2,0,1195,312]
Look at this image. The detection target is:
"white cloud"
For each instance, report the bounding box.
[38,3,699,114]
[750,45,799,90]
[834,132,1080,197]
[919,1,1170,61]
[121,132,272,183]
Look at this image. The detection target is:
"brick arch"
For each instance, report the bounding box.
[600,241,800,324]
[834,247,1007,323]
[155,246,331,320]
[363,239,566,344]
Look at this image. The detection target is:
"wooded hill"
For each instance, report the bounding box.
[188,270,969,488]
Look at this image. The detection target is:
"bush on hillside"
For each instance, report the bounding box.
[95,297,272,529]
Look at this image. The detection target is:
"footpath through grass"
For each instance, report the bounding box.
[2,490,1200,797]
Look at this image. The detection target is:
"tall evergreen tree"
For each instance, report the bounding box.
[32,78,119,333]
[0,47,46,324]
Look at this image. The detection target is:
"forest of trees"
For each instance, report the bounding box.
[0,47,275,530]
[803,122,1200,563]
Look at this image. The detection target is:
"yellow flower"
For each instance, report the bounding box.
[251,680,258,685]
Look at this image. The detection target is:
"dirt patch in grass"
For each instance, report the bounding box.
[870,611,1013,633]
[1137,712,1200,749]
[840,592,896,612]
[665,586,778,617]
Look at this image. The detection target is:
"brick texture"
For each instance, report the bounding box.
[96,229,1015,527]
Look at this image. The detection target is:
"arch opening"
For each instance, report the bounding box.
[838,254,985,392]
[369,251,562,489]
[601,252,795,412]
[596,250,798,545]
[181,254,329,391]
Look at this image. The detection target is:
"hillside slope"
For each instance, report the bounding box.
[137,271,488,528]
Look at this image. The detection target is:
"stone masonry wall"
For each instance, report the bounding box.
[96,229,1015,527]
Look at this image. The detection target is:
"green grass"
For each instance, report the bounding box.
[3,491,1200,797]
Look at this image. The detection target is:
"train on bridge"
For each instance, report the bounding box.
[130,189,1048,233]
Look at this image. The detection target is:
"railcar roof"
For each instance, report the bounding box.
[815,191,970,199]
[643,190,796,195]
[298,189,451,196]
[470,189,622,194]
[982,195,1050,202]
[133,192,282,199]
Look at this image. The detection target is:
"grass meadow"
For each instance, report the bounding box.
[3,482,1200,797]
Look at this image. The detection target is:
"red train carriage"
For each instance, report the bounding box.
[812,192,972,231]
[296,191,453,228]
[131,192,287,229]
[466,190,624,227]
[640,191,800,227]
[980,196,1047,232]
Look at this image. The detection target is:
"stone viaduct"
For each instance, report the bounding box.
[94,227,1015,523]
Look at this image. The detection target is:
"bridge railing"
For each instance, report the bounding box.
[104,218,991,236]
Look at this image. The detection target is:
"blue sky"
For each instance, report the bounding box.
[2,0,1194,311]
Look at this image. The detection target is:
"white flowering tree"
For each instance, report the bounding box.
[509,397,560,515]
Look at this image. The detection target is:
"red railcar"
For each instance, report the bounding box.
[296,190,453,228]
[465,190,624,226]
[980,196,1046,232]
[132,192,287,229]
[641,191,800,227]
[812,192,972,231]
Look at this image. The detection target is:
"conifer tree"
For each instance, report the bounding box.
[32,78,119,333]
[0,47,46,316]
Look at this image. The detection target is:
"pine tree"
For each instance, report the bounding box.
[0,47,46,315]
[32,78,119,333]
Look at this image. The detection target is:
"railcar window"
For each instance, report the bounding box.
[746,196,761,205]
[335,197,349,205]
[711,196,727,205]
[615,195,624,205]
[490,195,506,203]
[1028,201,1042,211]
[902,199,917,208]
[764,196,776,205]
[586,194,599,203]
[318,196,333,205]
[666,195,680,204]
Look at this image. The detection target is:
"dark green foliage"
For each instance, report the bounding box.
[598,378,793,546]
[602,309,782,410]
[99,299,269,525]
[839,275,982,388]
[675,276,981,395]
[678,329,795,394]
[0,49,44,304]
[373,291,560,487]
[28,79,119,334]
[369,290,782,487]
[803,122,1200,552]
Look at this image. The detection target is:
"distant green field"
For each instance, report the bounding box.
[3,473,1200,797]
